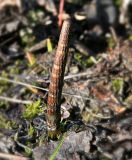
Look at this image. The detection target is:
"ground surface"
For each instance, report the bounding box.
[0,0,132,160]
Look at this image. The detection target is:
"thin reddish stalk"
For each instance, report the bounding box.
[58,0,65,28]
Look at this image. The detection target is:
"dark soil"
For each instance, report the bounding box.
[0,0,132,160]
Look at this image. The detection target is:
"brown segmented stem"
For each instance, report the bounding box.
[47,19,71,132]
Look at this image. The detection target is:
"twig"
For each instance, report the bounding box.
[27,39,47,52]
[62,92,90,100]
[0,77,126,107]
[0,34,17,47]
[0,77,48,92]
[64,70,93,80]
[109,26,118,45]
[0,96,32,104]
[0,76,91,100]
[0,152,29,160]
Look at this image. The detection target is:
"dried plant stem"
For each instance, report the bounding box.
[47,19,71,135]
[0,77,49,92]
[0,96,32,104]
[0,152,28,160]
[58,0,65,27]
[0,76,91,100]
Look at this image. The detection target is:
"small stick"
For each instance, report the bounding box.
[47,19,71,134]
[0,76,91,100]
[0,77,48,92]
[0,152,29,160]
[27,39,47,52]
[0,96,32,104]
